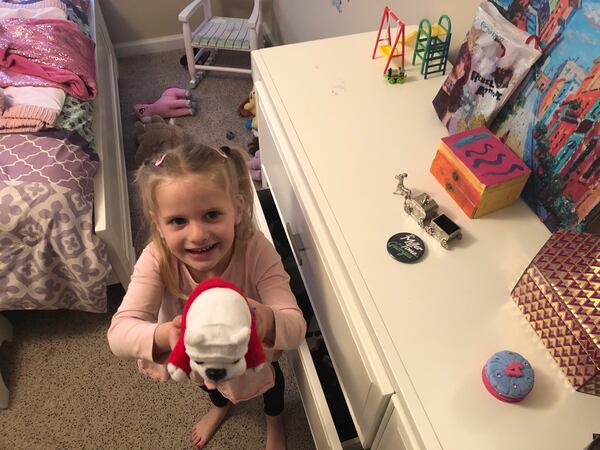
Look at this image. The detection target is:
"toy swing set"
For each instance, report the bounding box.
[372,7,452,84]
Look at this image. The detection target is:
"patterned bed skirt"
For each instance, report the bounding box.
[0,130,111,312]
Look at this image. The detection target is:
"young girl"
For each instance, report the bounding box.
[107,136,307,450]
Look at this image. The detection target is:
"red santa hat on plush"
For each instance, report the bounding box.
[167,277,266,383]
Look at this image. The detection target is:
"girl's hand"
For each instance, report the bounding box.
[167,315,182,349]
[154,315,182,356]
[247,298,275,345]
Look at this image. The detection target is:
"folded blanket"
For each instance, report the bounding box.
[0,0,66,12]
[0,3,66,132]
[0,85,65,132]
[0,17,96,100]
[0,0,92,30]
[0,5,65,19]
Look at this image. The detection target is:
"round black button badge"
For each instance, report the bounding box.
[386,232,425,263]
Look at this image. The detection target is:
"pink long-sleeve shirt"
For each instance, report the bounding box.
[107,231,306,403]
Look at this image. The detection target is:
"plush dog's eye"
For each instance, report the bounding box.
[232,359,241,364]
[194,361,205,365]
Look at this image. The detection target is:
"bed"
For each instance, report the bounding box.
[0,0,134,405]
[0,0,134,310]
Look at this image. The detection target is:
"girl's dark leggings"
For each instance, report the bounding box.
[200,361,285,416]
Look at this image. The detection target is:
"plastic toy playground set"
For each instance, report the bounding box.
[372,7,452,84]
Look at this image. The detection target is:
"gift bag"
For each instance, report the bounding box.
[511,229,600,396]
[432,2,542,134]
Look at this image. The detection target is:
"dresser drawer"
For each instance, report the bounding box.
[371,395,423,450]
[256,81,393,448]
[253,188,344,450]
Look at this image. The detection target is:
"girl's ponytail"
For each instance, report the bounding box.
[219,145,254,241]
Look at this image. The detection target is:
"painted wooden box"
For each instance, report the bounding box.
[511,229,599,396]
[430,126,531,218]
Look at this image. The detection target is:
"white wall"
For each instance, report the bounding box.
[267,0,482,59]
[100,0,189,44]
[100,0,482,59]
[100,0,258,55]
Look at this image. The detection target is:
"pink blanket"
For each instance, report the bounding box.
[0,17,96,100]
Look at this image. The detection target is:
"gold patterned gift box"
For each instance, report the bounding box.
[511,229,599,396]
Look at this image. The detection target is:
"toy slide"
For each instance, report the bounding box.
[405,23,446,47]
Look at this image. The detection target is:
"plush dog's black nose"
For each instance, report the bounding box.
[205,368,226,381]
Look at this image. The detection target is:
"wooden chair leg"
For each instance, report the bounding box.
[182,21,198,88]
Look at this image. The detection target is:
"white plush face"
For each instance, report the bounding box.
[187,325,249,382]
[184,287,252,383]
[189,354,246,382]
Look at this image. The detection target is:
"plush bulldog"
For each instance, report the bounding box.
[167,278,266,383]
[132,115,185,166]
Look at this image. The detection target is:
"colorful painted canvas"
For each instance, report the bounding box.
[490,0,599,232]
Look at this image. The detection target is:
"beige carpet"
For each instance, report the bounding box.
[0,49,316,450]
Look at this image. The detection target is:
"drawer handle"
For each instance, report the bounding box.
[285,222,306,266]
[451,170,459,181]
[445,182,453,191]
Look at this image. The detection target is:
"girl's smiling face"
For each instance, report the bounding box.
[153,174,242,282]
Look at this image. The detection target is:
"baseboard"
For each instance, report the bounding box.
[114,27,279,58]
[114,34,184,58]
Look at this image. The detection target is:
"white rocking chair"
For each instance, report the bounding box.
[179,0,262,87]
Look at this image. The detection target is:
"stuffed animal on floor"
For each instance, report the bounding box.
[133,115,185,166]
[243,88,256,117]
[133,87,196,123]
[237,96,253,118]
[248,150,261,182]
[167,278,266,383]
[243,88,257,134]
[247,136,259,156]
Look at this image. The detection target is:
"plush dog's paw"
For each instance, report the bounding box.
[167,363,189,382]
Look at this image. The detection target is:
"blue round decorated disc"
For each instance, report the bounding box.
[484,350,534,400]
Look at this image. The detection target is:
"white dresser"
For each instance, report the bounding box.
[252,31,600,450]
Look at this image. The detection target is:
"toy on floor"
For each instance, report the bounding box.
[133,87,196,123]
[244,88,256,116]
[246,136,261,182]
[248,150,261,182]
[167,278,266,383]
[243,88,257,134]
[133,115,185,166]
[241,88,260,180]
[237,96,253,118]
[248,136,259,155]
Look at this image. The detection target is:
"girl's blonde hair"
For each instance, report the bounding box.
[134,135,255,299]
